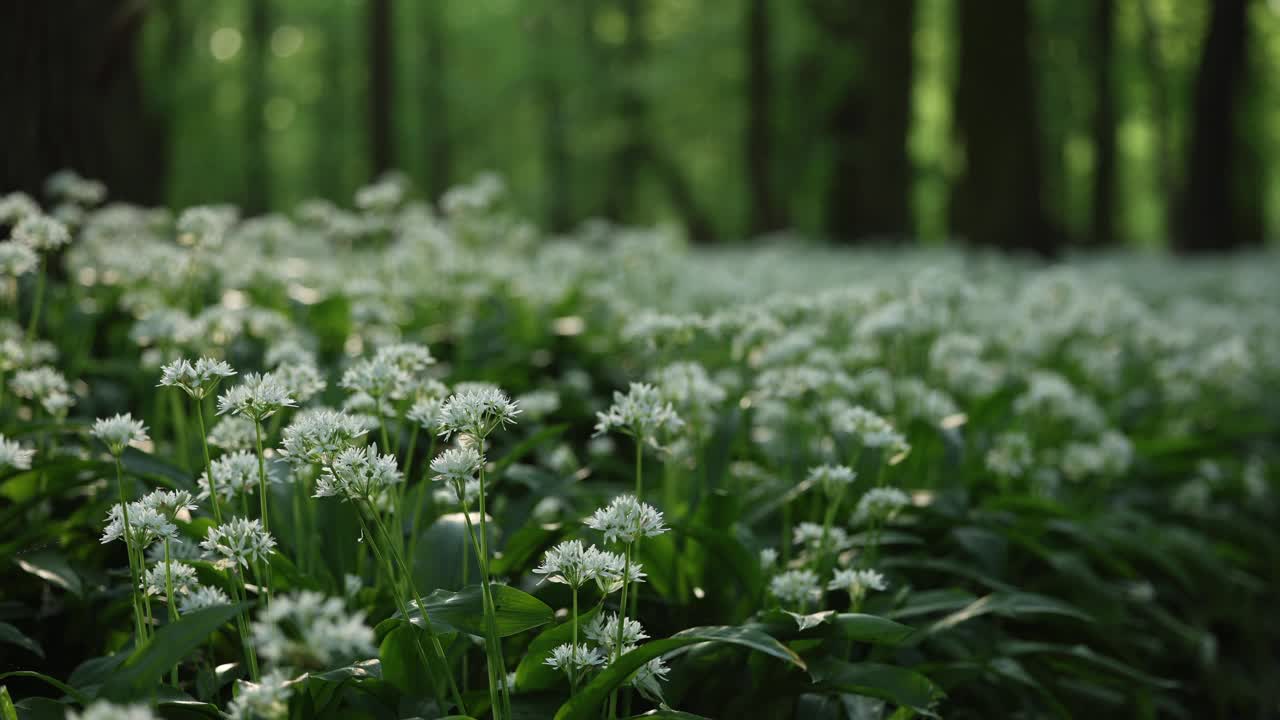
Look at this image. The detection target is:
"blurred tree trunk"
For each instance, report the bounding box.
[369,0,395,176]
[244,0,271,214]
[536,10,572,232]
[0,1,163,204]
[1090,0,1116,246]
[422,0,452,200]
[314,9,350,202]
[1179,0,1256,251]
[745,0,785,235]
[952,0,1057,254]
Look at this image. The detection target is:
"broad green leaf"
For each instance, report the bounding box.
[13,697,68,720]
[413,513,483,592]
[832,614,917,645]
[515,606,602,691]
[386,583,553,640]
[0,672,87,705]
[1000,641,1177,689]
[0,622,44,658]
[808,657,942,717]
[14,549,83,596]
[887,589,977,620]
[378,623,455,702]
[0,687,18,720]
[553,625,805,720]
[101,603,243,701]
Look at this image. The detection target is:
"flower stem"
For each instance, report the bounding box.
[570,585,580,694]
[475,442,512,720]
[25,260,44,341]
[114,457,147,642]
[164,539,179,685]
[228,568,259,681]
[252,420,273,606]
[193,399,223,524]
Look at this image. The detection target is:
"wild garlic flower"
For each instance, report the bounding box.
[0,434,35,471]
[209,415,256,452]
[315,445,402,501]
[272,362,326,403]
[226,670,294,720]
[45,169,106,206]
[593,382,683,445]
[406,396,444,430]
[202,517,276,569]
[533,540,617,589]
[591,549,645,594]
[828,568,888,599]
[340,356,409,401]
[793,522,849,551]
[101,502,177,548]
[66,701,159,720]
[139,489,199,520]
[808,464,856,497]
[831,405,908,456]
[430,446,483,486]
[217,372,296,421]
[434,478,481,506]
[374,342,435,374]
[148,536,204,563]
[92,409,149,453]
[545,643,607,674]
[158,357,236,399]
[515,389,561,421]
[770,569,822,608]
[759,548,779,570]
[437,386,521,440]
[10,366,74,415]
[585,612,648,653]
[852,487,912,526]
[985,432,1034,479]
[199,450,269,502]
[0,241,38,277]
[252,591,376,671]
[11,214,71,252]
[630,654,672,691]
[280,409,368,467]
[650,361,726,429]
[176,205,236,250]
[179,585,232,614]
[142,561,200,597]
[0,192,39,225]
[585,495,669,544]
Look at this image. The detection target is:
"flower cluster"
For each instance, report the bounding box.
[202,517,277,569]
[251,590,376,671]
[217,372,296,421]
[158,357,237,399]
[437,385,521,439]
[315,445,402,501]
[0,434,35,471]
[594,382,683,446]
[280,409,368,467]
[585,494,669,544]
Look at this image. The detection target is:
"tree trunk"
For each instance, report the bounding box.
[745,0,784,235]
[1137,0,1175,241]
[0,1,163,204]
[244,0,271,214]
[603,0,647,224]
[369,0,395,177]
[1179,0,1255,251]
[952,0,1057,254]
[1090,0,1117,246]
[822,1,916,243]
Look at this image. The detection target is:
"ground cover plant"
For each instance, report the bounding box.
[1,171,1278,719]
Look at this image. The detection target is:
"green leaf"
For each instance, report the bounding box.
[832,614,917,645]
[0,622,44,658]
[808,657,943,717]
[413,513,480,592]
[926,592,1092,635]
[100,603,243,701]
[490,424,568,476]
[1,686,18,720]
[515,606,602,691]
[0,672,87,705]
[625,712,712,719]
[385,583,553,640]
[378,622,456,700]
[553,625,805,720]
[887,588,977,620]
[13,549,83,596]
[1000,641,1177,689]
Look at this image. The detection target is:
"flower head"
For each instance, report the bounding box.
[158,357,236,399]
[593,382,683,445]
[585,495,668,545]
[208,415,256,452]
[828,568,888,599]
[430,445,483,487]
[585,612,647,653]
[545,643,606,674]
[227,670,294,720]
[139,488,199,520]
[280,409,368,467]
[10,366,74,415]
[11,214,71,252]
[340,356,409,401]
[66,701,159,720]
[807,464,856,497]
[142,561,200,597]
[179,585,232,614]
[406,396,444,430]
[437,386,521,440]
[315,445,402,501]
[852,487,912,526]
[202,517,276,569]
[532,540,621,589]
[252,590,376,671]
[0,434,35,471]
[217,372,296,421]
[101,502,177,548]
[199,450,270,502]
[770,569,822,609]
[0,241,38,278]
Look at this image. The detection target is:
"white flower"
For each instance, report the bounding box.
[45,169,106,206]
[830,405,908,455]
[179,585,232,614]
[793,522,849,551]
[280,409,368,466]
[176,205,236,249]
[199,450,268,502]
[66,701,159,720]
[11,214,71,252]
[0,192,39,225]
[986,432,1034,479]
[759,548,778,570]
[217,372,296,421]
[340,356,409,400]
[807,464,856,497]
[208,415,256,451]
[585,612,647,653]
[226,670,294,720]
[545,643,606,674]
[437,386,521,439]
[515,389,560,421]
[532,540,617,589]
[10,366,74,415]
[142,561,200,597]
[101,502,177,548]
[272,362,327,403]
[434,478,481,506]
[252,591,376,671]
[591,549,645,594]
[315,445,402,501]
[0,434,35,471]
[852,487,911,526]
[430,446,483,486]
[406,396,444,430]
[202,517,276,569]
[158,357,236,399]
[139,489,199,520]
[0,241,38,277]
[770,569,822,608]
[593,382,683,444]
[148,536,205,563]
[828,568,888,597]
[585,495,668,544]
[629,653,671,691]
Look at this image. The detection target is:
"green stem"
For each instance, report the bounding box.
[25,261,45,341]
[459,501,505,720]
[114,457,146,642]
[476,442,512,720]
[253,420,272,606]
[194,399,223,524]
[168,391,190,472]
[228,569,260,681]
[570,585,580,694]
[164,539,179,685]
[634,437,643,498]
[609,542,634,720]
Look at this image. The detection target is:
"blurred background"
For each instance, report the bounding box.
[2,0,1278,252]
